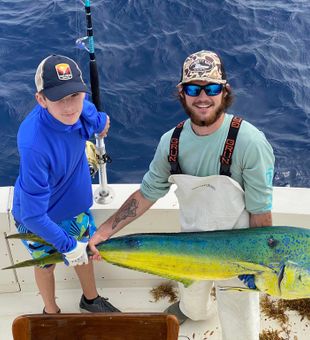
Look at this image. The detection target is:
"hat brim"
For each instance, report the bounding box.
[177,77,227,87]
[43,82,89,102]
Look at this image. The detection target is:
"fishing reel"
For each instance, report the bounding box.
[85,140,114,204]
[85,140,112,177]
[86,140,99,177]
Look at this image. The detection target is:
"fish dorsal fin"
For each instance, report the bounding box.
[102,257,195,287]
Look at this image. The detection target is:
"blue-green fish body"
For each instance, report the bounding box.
[97,226,310,299]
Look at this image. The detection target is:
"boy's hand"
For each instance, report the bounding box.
[62,240,89,266]
[97,115,110,138]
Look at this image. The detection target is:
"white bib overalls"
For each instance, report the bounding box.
[169,174,260,340]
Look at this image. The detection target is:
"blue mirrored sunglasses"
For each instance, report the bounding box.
[183,83,223,97]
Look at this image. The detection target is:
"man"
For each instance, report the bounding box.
[89,50,274,340]
[13,55,119,314]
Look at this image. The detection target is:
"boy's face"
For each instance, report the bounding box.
[36,92,85,125]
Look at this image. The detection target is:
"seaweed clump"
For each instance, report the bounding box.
[259,329,285,340]
[260,295,288,326]
[150,282,178,303]
[279,298,310,321]
[260,295,310,340]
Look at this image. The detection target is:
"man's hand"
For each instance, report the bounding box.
[97,115,110,138]
[88,231,109,261]
[250,211,272,228]
[62,240,89,266]
[89,190,155,260]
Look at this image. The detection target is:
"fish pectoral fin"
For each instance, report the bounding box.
[232,261,274,274]
[218,286,259,293]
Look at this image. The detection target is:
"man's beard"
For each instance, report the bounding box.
[184,101,226,127]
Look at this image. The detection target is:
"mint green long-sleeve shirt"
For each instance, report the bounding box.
[141,114,274,214]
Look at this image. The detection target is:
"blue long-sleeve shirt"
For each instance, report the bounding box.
[12,99,107,253]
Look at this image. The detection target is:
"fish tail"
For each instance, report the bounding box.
[2,253,63,270]
[6,233,52,246]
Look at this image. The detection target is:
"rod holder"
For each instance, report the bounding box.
[94,136,114,204]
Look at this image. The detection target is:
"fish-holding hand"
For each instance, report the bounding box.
[62,240,89,266]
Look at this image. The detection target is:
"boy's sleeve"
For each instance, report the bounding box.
[18,148,76,253]
[80,99,107,139]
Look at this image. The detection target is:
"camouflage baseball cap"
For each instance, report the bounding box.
[178,50,227,86]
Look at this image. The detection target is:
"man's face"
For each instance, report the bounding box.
[36,92,85,125]
[181,80,226,127]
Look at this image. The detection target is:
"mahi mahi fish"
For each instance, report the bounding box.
[3,226,310,300]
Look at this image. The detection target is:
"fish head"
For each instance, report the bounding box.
[278,262,310,299]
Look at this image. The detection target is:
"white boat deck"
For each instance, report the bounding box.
[1,283,310,339]
[1,184,310,340]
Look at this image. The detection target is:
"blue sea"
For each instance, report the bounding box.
[0,0,309,188]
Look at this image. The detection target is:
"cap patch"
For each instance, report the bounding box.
[55,63,73,81]
[189,59,213,73]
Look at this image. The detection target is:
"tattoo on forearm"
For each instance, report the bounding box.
[112,199,139,230]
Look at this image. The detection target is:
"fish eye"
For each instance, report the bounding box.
[267,237,278,248]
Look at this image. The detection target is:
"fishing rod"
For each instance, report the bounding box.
[79,0,114,204]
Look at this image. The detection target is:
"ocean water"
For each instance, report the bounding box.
[0,0,309,187]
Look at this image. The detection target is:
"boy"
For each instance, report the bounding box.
[12,54,119,314]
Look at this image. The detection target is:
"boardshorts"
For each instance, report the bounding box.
[15,210,96,267]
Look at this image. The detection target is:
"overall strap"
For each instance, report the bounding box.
[220,116,243,177]
[168,120,185,175]
[168,116,243,177]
